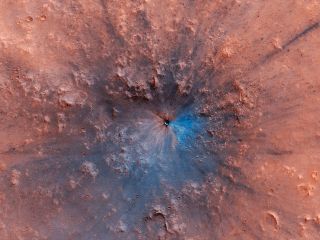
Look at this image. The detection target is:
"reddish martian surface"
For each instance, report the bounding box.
[0,0,320,239]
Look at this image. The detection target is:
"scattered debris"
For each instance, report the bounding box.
[10,169,21,186]
[80,161,99,178]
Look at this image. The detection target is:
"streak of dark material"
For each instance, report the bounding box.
[282,21,319,49]
[260,21,319,65]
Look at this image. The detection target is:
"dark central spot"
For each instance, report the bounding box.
[163,119,170,127]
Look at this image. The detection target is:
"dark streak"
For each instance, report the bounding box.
[260,22,319,65]
[136,10,151,29]
[266,148,293,156]
[105,20,126,46]
[283,22,320,49]
[222,175,255,194]
[99,0,126,47]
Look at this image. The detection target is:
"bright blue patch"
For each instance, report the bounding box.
[170,109,204,146]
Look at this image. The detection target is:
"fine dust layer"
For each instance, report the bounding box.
[0,1,320,239]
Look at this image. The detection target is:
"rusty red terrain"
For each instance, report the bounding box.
[0,1,320,239]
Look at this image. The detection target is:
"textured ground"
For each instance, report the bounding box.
[0,0,320,239]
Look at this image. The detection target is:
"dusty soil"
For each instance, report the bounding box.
[0,0,320,239]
